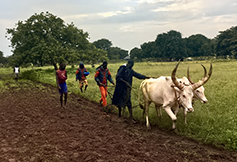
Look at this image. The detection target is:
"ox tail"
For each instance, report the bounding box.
[138,80,146,109]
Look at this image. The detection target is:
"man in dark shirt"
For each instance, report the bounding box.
[112,60,149,123]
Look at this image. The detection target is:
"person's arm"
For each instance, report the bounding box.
[95,70,102,85]
[133,70,147,79]
[75,69,79,81]
[107,70,115,85]
[65,71,67,80]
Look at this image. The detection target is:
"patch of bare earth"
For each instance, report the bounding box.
[0,81,236,162]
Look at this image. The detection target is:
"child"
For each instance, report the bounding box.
[13,65,20,81]
[56,63,68,108]
[76,62,90,93]
[95,61,114,107]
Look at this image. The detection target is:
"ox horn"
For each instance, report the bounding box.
[187,64,207,84]
[191,63,212,90]
[171,62,184,90]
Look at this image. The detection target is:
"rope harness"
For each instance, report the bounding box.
[171,85,182,108]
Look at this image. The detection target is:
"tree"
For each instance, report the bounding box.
[185,34,212,57]
[81,45,108,67]
[6,12,91,70]
[93,38,112,51]
[140,41,155,59]
[216,26,237,58]
[154,30,187,61]
[0,50,7,64]
[130,47,144,61]
[107,47,128,60]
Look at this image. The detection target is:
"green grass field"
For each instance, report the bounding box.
[2,60,237,150]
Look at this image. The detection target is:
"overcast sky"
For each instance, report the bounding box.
[0,0,236,57]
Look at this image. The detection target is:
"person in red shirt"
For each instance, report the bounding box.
[56,63,68,108]
[76,62,89,93]
[94,61,114,107]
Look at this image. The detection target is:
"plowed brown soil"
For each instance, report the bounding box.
[0,81,236,162]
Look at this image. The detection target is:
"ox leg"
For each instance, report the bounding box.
[155,105,162,117]
[164,106,177,129]
[183,108,187,124]
[144,102,151,129]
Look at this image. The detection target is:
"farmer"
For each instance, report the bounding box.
[112,60,150,123]
[95,61,115,107]
[13,65,20,80]
[76,62,90,93]
[56,63,68,108]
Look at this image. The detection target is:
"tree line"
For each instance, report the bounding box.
[130,27,237,61]
[1,12,237,68]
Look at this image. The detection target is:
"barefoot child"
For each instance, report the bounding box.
[76,62,90,93]
[56,63,68,108]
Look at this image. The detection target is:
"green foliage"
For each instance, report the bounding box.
[107,47,128,60]
[6,12,101,69]
[0,50,8,64]
[92,38,129,60]
[185,34,213,57]
[133,26,236,61]
[216,26,237,58]
[21,69,41,82]
[140,30,187,61]
[130,47,144,61]
[93,38,112,51]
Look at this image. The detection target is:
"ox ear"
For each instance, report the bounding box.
[171,85,182,93]
[174,87,181,93]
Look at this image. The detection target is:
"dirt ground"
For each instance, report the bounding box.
[0,81,237,162]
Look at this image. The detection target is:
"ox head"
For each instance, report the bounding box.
[171,62,212,112]
[180,77,207,104]
[187,64,212,103]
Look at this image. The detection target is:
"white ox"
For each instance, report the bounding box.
[155,64,211,124]
[139,62,212,129]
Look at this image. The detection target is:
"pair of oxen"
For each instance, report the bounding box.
[139,62,212,129]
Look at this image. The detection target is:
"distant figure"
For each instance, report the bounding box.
[112,60,150,123]
[56,63,68,108]
[76,62,90,93]
[13,65,20,81]
[95,61,115,107]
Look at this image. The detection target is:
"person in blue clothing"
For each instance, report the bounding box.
[76,62,90,93]
[112,60,150,123]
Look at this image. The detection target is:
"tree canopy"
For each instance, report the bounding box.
[93,38,112,51]
[6,12,107,69]
[131,27,237,61]
[185,34,211,57]
[0,50,7,64]
[216,26,237,58]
